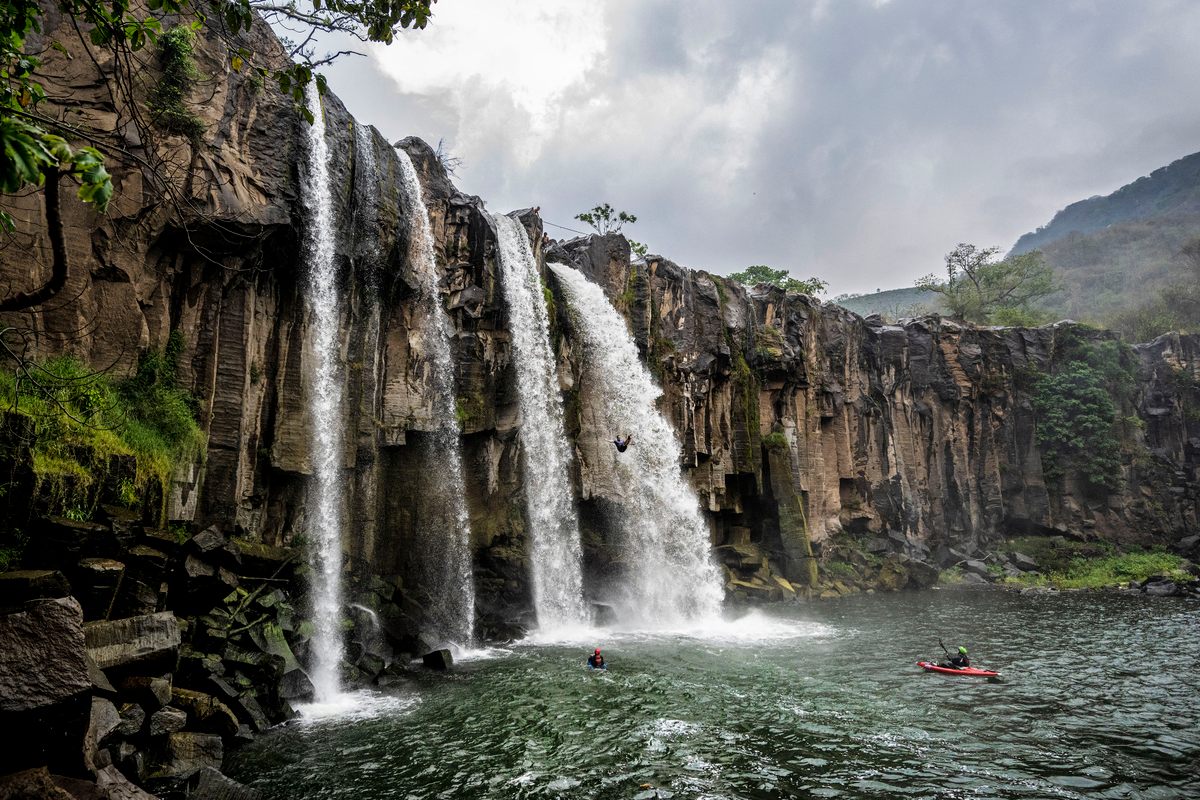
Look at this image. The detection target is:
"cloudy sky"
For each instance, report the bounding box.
[317,0,1200,296]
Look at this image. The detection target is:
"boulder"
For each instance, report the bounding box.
[147,707,187,737]
[962,560,992,580]
[0,570,71,606]
[1144,580,1179,597]
[74,559,126,621]
[187,527,227,557]
[189,767,260,800]
[94,764,158,800]
[1174,534,1200,558]
[146,733,223,786]
[114,703,145,738]
[227,540,295,577]
[0,768,75,800]
[115,677,171,710]
[1007,552,1039,572]
[961,572,989,585]
[84,613,180,671]
[83,698,122,773]
[906,559,941,589]
[168,689,240,739]
[420,649,453,671]
[87,698,122,750]
[876,557,908,592]
[0,596,90,713]
[934,546,971,567]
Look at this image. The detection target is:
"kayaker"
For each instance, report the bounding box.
[947,646,970,669]
[587,648,606,669]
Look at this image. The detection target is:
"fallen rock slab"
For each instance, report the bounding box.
[0,570,71,606]
[190,767,260,800]
[0,596,90,713]
[84,613,180,671]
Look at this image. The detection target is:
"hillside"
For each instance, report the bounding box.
[1011,151,1200,255]
[1011,151,1200,322]
[833,286,941,319]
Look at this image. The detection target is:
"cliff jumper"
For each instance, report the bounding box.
[612,434,634,453]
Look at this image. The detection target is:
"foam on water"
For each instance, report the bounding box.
[295,690,419,724]
[520,609,835,647]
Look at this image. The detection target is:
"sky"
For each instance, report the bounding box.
[315,0,1200,296]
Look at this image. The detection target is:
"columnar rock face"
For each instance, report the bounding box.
[2,10,1198,633]
[549,238,1199,564]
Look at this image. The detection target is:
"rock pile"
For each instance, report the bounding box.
[0,510,327,799]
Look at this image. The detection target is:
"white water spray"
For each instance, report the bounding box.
[493,214,587,631]
[550,263,724,625]
[397,150,476,645]
[302,84,346,700]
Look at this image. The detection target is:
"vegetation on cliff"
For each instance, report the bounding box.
[997,537,1191,590]
[729,264,827,297]
[0,332,204,520]
[915,243,1056,325]
[1032,331,1134,492]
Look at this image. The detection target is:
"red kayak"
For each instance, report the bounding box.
[917,660,1001,678]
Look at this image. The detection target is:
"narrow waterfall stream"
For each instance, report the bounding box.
[301,84,347,700]
[492,214,586,631]
[549,263,724,625]
[396,150,476,645]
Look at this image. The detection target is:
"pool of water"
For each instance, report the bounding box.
[227,590,1199,799]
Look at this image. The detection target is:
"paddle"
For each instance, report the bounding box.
[937,637,952,665]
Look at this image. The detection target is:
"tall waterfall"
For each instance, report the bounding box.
[549,263,724,625]
[492,214,586,631]
[301,84,346,700]
[396,150,476,645]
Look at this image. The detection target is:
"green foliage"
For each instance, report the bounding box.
[148,26,205,141]
[627,239,648,259]
[1032,332,1133,491]
[1002,548,1189,590]
[762,431,788,450]
[575,203,637,235]
[915,244,1057,324]
[0,338,204,517]
[729,265,827,296]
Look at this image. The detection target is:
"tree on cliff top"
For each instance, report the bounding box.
[0,0,436,312]
[915,243,1056,325]
[729,265,828,297]
[575,203,637,235]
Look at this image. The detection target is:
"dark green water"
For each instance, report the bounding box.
[228,590,1199,799]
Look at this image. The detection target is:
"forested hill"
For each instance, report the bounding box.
[1010,150,1200,256]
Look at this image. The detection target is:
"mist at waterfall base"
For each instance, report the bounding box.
[300,83,348,703]
[493,213,587,632]
[550,263,725,627]
[228,591,1199,799]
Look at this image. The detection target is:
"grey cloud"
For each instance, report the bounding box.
[321,0,1200,295]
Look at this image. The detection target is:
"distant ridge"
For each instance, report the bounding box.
[1010,150,1200,257]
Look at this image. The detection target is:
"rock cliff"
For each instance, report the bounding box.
[3,9,1200,796]
[3,3,1198,638]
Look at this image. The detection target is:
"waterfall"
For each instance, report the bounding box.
[301,84,346,700]
[549,263,724,626]
[492,214,586,631]
[396,150,476,645]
